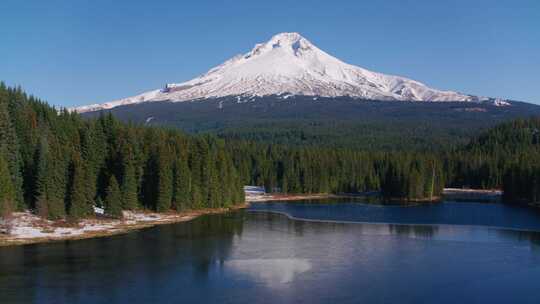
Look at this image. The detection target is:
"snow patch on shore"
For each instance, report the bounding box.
[0,210,195,242]
[0,212,118,239]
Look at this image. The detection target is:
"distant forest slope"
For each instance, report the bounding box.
[82,95,540,150]
[223,117,540,206]
[449,118,540,204]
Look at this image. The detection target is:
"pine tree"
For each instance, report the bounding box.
[206,155,220,208]
[46,139,67,220]
[0,99,23,207]
[80,124,100,205]
[34,137,50,218]
[67,154,91,220]
[121,155,138,210]
[156,144,173,212]
[0,154,16,218]
[173,155,191,211]
[104,175,123,218]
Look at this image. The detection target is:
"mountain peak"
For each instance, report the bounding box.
[269,32,305,44]
[247,32,314,59]
[268,32,311,49]
[73,32,506,113]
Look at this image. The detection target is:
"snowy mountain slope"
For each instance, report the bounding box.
[74,32,507,113]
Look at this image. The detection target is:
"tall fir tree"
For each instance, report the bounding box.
[156,144,173,212]
[206,155,220,208]
[104,175,123,218]
[0,98,23,207]
[121,159,138,210]
[46,138,67,220]
[0,154,16,218]
[34,137,50,218]
[173,155,191,211]
[67,154,91,220]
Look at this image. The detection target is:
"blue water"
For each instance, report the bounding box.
[1,200,540,304]
[249,200,540,230]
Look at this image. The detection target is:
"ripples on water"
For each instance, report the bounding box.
[1,200,540,304]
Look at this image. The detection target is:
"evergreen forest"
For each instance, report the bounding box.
[1,83,539,222]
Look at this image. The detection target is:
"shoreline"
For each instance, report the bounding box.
[0,193,345,247]
[245,193,356,202]
[0,203,248,247]
[248,188,505,204]
[246,192,441,204]
[1,192,341,247]
[0,189,515,247]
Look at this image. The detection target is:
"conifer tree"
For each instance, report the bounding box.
[0,154,16,218]
[80,124,100,204]
[46,140,67,220]
[0,99,23,207]
[104,175,123,218]
[173,155,191,211]
[34,137,50,218]
[156,144,173,212]
[67,154,91,220]
[206,156,220,208]
[121,160,138,210]
[191,183,202,210]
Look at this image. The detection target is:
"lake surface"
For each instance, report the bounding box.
[2,200,540,304]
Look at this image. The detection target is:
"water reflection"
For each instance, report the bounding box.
[225,258,311,286]
[250,200,540,231]
[389,224,439,239]
[1,205,540,304]
[495,229,540,247]
[249,209,540,248]
[0,212,245,303]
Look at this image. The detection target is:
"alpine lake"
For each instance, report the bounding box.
[2,199,540,304]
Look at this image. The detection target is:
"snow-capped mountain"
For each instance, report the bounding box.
[75,32,506,113]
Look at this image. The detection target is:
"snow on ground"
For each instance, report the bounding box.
[245,194,276,202]
[0,210,195,243]
[123,210,194,223]
[245,193,340,202]
[0,212,118,239]
[443,188,502,196]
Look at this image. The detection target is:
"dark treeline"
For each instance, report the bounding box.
[228,117,540,205]
[223,121,539,204]
[0,83,244,220]
[228,142,445,201]
[447,118,540,205]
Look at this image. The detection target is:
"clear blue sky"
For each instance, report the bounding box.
[1,0,539,107]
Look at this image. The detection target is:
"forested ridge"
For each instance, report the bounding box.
[450,118,540,204]
[85,95,540,151]
[228,118,540,205]
[0,83,244,220]
[229,142,445,201]
[1,84,539,224]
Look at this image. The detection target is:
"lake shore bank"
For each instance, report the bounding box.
[0,203,248,247]
[0,189,511,247]
[0,192,349,247]
[246,188,505,204]
[245,193,360,202]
